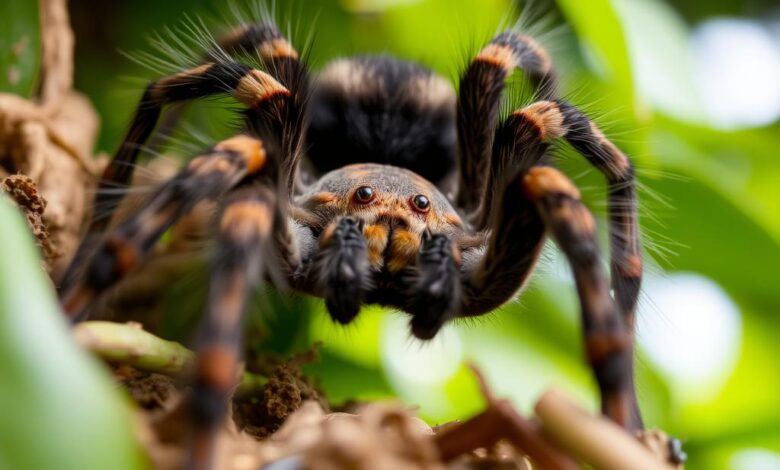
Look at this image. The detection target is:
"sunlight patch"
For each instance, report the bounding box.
[381,313,463,386]
[637,272,742,401]
[692,18,780,129]
[379,313,465,419]
[730,448,780,470]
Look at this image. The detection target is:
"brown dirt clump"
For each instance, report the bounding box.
[1,174,59,268]
[233,347,330,439]
[115,365,179,411]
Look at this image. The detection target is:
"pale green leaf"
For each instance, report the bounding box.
[0,197,147,470]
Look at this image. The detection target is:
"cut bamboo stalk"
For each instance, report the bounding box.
[535,388,674,470]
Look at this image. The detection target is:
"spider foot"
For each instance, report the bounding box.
[319,216,369,325]
[408,233,460,340]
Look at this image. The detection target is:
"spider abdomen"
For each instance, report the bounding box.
[307,56,457,185]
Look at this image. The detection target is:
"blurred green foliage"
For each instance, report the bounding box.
[1,0,779,469]
[0,198,145,470]
[1,0,41,96]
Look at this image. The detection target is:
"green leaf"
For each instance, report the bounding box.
[678,309,780,444]
[644,130,780,311]
[613,0,706,122]
[556,0,635,115]
[0,197,146,470]
[673,308,780,470]
[654,118,780,243]
[0,0,41,96]
[369,0,515,78]
[309,303,384,369]
[304,349,395,404]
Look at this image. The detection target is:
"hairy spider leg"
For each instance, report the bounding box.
[211,22,309,194]
[477,100,562,229]
[556,101,642,331]
[459,169,546,317]
[522,166,641,431]
[188,141,317,470]
[451,101,561,318]
[215,21,305,88]
[148,21,307,157]
[491,99,643,331]
[456,31,559,214]
[59,60,293,293]
[473,99,643,429]
[189,186,275,470]
[61,135,312,470]
[61,135,269,321]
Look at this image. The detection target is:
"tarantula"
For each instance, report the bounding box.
[59,14,643,469]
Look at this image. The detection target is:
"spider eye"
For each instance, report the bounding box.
[411,194,431,213]
[354,186,375,203]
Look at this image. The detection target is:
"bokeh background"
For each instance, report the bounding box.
[3,0,780,469]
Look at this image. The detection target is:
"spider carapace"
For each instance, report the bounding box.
[59,18,644,469]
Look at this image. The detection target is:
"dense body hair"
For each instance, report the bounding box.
[307,56,458,185]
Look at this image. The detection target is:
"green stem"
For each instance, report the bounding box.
[73,321,268,393]
[74,321,194,375]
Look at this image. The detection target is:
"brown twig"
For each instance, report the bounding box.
[37,0,74,109]
[434,365,580,470]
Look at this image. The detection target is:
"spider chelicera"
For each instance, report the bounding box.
[59,14,643,469]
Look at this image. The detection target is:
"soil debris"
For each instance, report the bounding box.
[2,174,59,268]
[115,365,179,411]
[111,343,683,470]
[234,347,329,439]
[302,403,442,470]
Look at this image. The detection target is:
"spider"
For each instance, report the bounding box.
[59,14,643,470]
